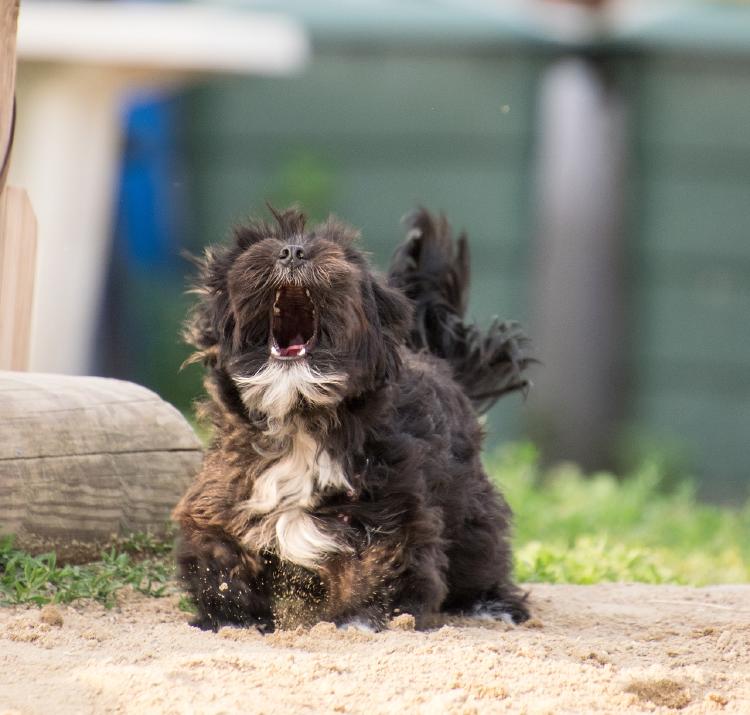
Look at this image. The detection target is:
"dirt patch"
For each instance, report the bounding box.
[1,584,748,714]
[38,605,64,628]
[625,678,692,709]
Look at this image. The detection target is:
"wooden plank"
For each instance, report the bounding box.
[0,187,37,370]
[1,3,35,371]
[1,0,19,192]
[16,2,308,75]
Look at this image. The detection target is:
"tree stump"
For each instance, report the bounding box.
[0,371,203,561]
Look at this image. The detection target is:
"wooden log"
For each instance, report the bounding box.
[0,371,203,561]
[0,187,37,370]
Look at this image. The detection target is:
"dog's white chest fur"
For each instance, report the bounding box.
[242,424,350,568]
[234,363,351,569]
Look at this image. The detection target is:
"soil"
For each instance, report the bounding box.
[1,584,748,714]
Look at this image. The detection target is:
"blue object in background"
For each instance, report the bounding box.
[95,89,195,409]
[115,91,186,270]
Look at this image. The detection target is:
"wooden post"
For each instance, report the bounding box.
[0,1,19,190]
[529,56,628,472]
[0,187,36,369]
[1,0,38,371]
[11,4,307,375]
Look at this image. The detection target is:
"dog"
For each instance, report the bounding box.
[172,206,533,632]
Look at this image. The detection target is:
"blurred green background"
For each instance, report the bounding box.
[97,0,750,503]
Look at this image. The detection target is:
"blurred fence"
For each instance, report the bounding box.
[616,43,750,500]
[99,1,750,500]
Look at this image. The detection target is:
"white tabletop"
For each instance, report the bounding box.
[16,1,309,75]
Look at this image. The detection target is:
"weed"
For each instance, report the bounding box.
[0,535,173,608]
[490,444,750,585]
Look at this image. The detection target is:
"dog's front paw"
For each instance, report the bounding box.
[334,608,388,633]
[189,613,274,634]
[189,614,222,632]
[468,595,530,625]
[337,618,379,633]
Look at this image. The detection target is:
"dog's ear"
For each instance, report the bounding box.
[372,277,412,343]
[234,219,272,250]
[183,246,254,421]
[361,276,412,383]
[182,246,235,368]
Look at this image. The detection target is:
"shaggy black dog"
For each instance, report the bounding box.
[173,207,533,632]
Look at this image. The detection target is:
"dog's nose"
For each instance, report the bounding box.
[278,245,306,266]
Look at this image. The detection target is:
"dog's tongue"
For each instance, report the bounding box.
[279,335,306,357]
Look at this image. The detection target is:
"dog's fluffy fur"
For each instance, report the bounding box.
[172,207,533,631]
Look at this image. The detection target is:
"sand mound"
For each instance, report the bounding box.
[1,584,748,714]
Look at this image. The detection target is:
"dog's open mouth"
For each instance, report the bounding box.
[270,286,317,360]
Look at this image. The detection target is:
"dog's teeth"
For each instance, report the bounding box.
[271,345,280,357]
[298,346,306,357]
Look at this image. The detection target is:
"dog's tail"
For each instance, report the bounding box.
[388,208,533,415]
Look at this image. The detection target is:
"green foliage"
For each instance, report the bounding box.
[0,535,173,608]
[111,530,175,558]
[489,443,750,585]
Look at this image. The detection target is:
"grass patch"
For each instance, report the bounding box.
[1,443,747,607]
[490,443,750,585]
[0,535,173,608]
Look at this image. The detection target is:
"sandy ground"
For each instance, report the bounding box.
[1,584,749,715]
